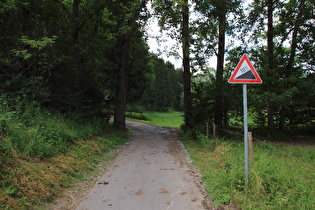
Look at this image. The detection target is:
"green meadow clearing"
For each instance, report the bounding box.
[127,111,184,127]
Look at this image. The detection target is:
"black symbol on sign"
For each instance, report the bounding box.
[236,69,255,80]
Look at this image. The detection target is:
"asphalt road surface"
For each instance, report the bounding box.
[75,121,210,210]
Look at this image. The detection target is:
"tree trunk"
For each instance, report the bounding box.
[286,0,305,77]
[266,0,274,129]
[182,0,193,131]
[214,11,226,127]
[72,0,85,87]
[113,35,131,130]
[280,0,305,129]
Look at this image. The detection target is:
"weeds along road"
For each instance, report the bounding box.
[75,121,210,210]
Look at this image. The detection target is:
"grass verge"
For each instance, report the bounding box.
[181,135,315,209]
[0,130,128,209]
[0,100,129,209]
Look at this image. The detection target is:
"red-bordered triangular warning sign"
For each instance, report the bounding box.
[228,54,262,84]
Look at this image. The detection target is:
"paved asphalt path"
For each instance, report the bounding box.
[75,121,210,210]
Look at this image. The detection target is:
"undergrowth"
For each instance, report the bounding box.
[180,133,315,209]
[0,101,108,161]
[0,97,129,209]
[0,132,128,209]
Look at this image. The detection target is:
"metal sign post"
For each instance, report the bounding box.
[243,84,249,186]
[228,54,262,189]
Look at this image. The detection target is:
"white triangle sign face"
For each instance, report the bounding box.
[228,54,262,84]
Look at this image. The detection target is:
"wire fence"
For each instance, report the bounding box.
[217,126,287,154]
[207,124,314,164]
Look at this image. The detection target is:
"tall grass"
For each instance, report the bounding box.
[181,135,315,209]
[0,103,108,161]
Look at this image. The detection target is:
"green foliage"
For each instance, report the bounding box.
[142,56,183,111]
[182,137,315,209]
[191,72,216,126]
[0,0,152,120]
[11,36,58,59]
[127,38,153,104]
[0,96,110,161]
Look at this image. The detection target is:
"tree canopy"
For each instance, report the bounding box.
[0,0,314,133]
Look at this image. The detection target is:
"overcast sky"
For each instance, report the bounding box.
[145,7,218,70]
[146,17,183,69]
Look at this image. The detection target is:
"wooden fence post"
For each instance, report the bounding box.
[248,131,254,166]
[206,122,209,141]
[213,123,216,148]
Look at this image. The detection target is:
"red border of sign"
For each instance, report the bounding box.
[228,54,262,84]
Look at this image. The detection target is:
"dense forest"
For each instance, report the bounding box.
[154,0,314,132]
[0,0,182,130]
[0,0,314,153]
